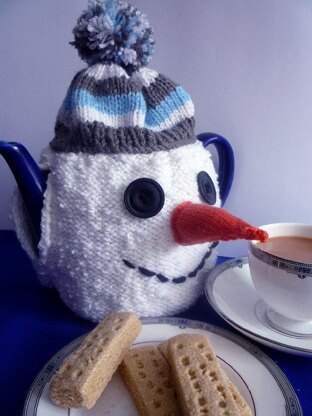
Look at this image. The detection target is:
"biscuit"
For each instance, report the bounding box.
[119,345,181,416]
[227,379,252,416]
[49,312,142,409]
[157,340,169,359]
[167,334,245,416]
[158,339,252,416]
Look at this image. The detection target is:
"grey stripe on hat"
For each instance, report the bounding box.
[50,117,196,154]
[142,74,178,109]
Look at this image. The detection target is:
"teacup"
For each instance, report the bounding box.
[248,223,312,336]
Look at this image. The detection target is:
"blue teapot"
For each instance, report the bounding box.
[0,0,267,321]
[0,134,234,254]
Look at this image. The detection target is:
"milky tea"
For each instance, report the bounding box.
[257,236,312,264]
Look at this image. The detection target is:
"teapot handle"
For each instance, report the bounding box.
[197,133,234,206]
[0,140,46,251]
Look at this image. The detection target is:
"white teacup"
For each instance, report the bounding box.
[248,223,312,336]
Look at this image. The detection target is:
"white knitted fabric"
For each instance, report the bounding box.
[12,141,221,321]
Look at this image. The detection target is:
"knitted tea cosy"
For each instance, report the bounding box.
[12,0,267,321]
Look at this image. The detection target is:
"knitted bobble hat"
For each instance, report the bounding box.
[11,0,268,322]
[50,0,196,155]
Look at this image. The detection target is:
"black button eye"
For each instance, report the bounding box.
[124,178,165,218]
[197,171,216,205]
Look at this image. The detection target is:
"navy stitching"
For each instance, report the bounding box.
[122,244,217,284]
[156,274,170,283]
[188,249,214,278]
[123,259,136,269]
[138,267,155,277]
[172,276,187,284]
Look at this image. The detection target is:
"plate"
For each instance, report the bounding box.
[23,317,302,416]
[205,257,312,356]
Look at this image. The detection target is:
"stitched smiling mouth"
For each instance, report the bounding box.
[122,242,218,284]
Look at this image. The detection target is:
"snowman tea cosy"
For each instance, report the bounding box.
[12,0,267,321]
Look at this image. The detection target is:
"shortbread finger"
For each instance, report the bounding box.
[120,345,181,416]
[49,312,142,409]
[158,340,252,416]
[227,379,253,416]
[157,340,169,359]
[167,334,241,416]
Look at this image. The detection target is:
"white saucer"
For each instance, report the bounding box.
[205,257,312,356]
[23,317,301,416]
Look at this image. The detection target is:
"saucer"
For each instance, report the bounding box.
[205,257,312,356]
[23,317,302,416]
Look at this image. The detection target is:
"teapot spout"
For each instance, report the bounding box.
[0,141,46,251]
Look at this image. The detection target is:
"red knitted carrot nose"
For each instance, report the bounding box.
[171,202,268,246]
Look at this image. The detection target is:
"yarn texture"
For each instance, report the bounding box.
[12,142,221,321]
[11,0,226,321]
[71,0,155,72]
[51,64,195,154]
[171,202,268,245]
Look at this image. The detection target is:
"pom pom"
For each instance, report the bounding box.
[71,0,155,72]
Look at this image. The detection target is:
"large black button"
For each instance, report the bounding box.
[124,178,165,218]
[197,171,217,205]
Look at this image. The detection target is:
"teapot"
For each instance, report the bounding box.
[0,133,234,252]
[0,0,267,321]
[0,133,267,322]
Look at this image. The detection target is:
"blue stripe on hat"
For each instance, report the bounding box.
[64,89,146,116]
[145,86,192,128]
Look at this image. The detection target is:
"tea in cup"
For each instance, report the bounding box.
[248,223,312,336]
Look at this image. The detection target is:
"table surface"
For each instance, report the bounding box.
[0,230,310,416]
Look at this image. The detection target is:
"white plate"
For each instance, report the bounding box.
[23,317,301,416]
[205,257,312,356]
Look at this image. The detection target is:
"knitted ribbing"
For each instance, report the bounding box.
[51,117,195,154]
[11,1,225,324]
[50,64,196,154]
